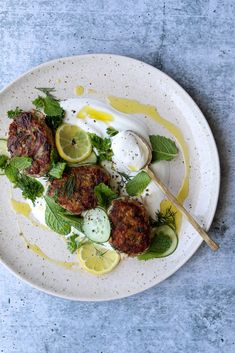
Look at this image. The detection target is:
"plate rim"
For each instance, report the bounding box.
[0,53,221,301]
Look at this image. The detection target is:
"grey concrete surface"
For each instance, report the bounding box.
[0,1,234,352]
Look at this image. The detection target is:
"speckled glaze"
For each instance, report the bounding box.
[0,54,220,301]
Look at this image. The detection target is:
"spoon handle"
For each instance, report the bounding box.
[145,167,219,251]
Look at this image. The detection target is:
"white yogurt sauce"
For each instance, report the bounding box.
[29,98,168,232]
[111,130,149,172]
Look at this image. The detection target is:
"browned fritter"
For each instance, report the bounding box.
[48,165,110,214]
[7,110,54,177]
[108,197,151,256]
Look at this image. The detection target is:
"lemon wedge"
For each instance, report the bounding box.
[55,124,92,163]
[78,243,120,275]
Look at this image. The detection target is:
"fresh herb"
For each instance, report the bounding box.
[32,87,65,130]
[138,232,173,260]
[1,156,44,203]
[7,107,23,119]
[89,133,113,162]
[63,174,76,198]
[8,156,32,170]
[138,208,178,260]
[106,127,119,137]
[49,162,66,179]
[150,135,178,162]
[0,155,9,169]
[151,207,176,231]
[44,195,83,235]
[118,172,132,182]
[94,183,118,209]
[14,174,44,203]
[35,87,56,97]
[126,171,151,196]
[66,234,87,254]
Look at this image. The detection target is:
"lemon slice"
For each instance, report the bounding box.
[78,243,120,275]
[55,124,92,163]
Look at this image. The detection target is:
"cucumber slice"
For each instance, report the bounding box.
[68,151,97,167]
[83,208,111,243]
[151,225,178,257]
[0,139,9,175]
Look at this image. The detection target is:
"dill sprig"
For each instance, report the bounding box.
[151,207,177,231]
[63,174,76,198]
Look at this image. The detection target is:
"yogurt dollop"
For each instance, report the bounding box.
[111,130,149,172]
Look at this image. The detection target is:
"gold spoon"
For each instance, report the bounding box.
[128,131,219,251]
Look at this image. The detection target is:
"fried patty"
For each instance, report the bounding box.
[7,110,54,177]
[48,165,110,215]
[108,197,151,256]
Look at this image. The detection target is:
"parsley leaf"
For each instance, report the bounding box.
[66,234,79,253]
[16,174,44,203]
[7,107,23,119]
[150,135,178,162]
[66,234,87,254]
[2,156,44,203]
[94,183,118,209]
[32,88,65,130]
[89,133,113,162]
[106,127,119,137]
[44,195,83,235]
[126,171,151,196]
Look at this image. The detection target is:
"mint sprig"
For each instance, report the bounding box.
[44,195,83,235]
[126,171,151,196]
[150,135,178,162]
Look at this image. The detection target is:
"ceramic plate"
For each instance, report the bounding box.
[0,54,220,301]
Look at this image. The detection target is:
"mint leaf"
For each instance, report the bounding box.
[89,133,113,162]
[94,183,118,209]
[7,107,23,119]
[126,171,151,196]
[106,127,118,137]
[9,156,32,170]
[138,233,173,260]
[44,196,83,235]
[150,135,178,162]
[49,162,66,179]
[44,195,71,235]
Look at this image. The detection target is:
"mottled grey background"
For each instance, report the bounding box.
[0,1,234,352]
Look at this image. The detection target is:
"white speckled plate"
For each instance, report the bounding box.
[0,54,220,301]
